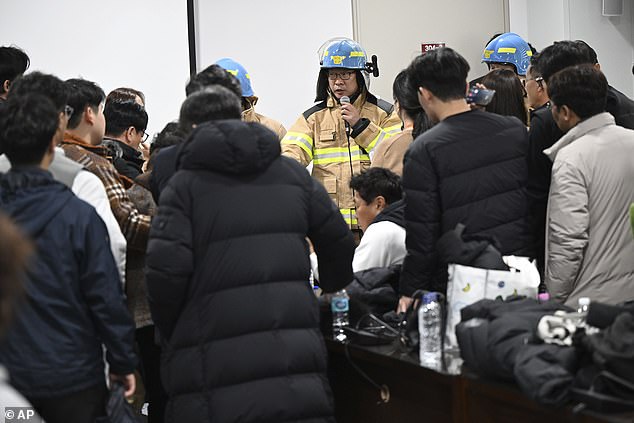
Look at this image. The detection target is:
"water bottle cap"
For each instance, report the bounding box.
[578,297,591,306]
[422,292,439,304]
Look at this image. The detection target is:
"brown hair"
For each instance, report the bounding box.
[482,69,528,125]
[0,212,32,335]
[106,87,145,106]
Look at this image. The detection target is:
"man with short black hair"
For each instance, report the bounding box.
[149,66,242,201]
[185,64,242,98]
[0,72,127,283]
[527,40,634,276]
[0,93,137,422]
[62,78,151,252]
[525,54,549,111]
[102,100,149,180]
[0,46,29,102]
[349,167,406,272]
[544,65,634,306]
[398,47,531,311]
[150,85,243,202]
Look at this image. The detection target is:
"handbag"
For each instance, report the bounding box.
[105,382,143,423]
[444,256,540,350]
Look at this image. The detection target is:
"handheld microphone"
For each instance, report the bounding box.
[340,95,351,135]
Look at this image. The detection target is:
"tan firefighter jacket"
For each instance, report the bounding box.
[242,97,287,140]
[281,91,401,228]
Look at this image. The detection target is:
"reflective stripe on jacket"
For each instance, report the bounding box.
[281,91,401,228]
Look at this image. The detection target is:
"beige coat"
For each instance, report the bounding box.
[242,100,286,140]
[544,112,634,307]
[371,128,413,176]
[282,91,401,228]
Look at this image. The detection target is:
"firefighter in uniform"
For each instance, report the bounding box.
[216,57,287,140]
[281,38,401,233]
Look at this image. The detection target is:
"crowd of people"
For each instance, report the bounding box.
[0,32,633,423]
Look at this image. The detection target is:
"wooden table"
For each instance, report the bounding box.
[326,339,634,423]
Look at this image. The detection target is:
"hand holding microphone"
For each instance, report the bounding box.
[340,96,361,135]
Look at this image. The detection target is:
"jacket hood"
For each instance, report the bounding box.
[544,112,614,161]
[0,168,73,238]
[372,199,405,228]
[177,119,281,175]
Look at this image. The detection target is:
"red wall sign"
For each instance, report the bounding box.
[421,42,446,54]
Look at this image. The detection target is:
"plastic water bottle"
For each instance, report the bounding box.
[331,289,349,342]
[576,297,591,327]
[419,292,442,369]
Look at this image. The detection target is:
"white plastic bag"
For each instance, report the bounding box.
[444,256,540,349]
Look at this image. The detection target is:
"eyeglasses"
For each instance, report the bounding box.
[141,130,149,142]
[63,105,74,118]
[328,71,355,81]
[523,76,544,87]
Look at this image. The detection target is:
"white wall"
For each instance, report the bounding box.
[195,0,353,130]
[509,0,634,97]
[352,0,508,102]
[0,0,190,137]
[568,0,634,97]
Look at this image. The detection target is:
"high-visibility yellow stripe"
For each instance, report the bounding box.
[483,49,494,59]
[526,50,533,57]
[314,145,369,164]
[313,155,369,165]
[498,47,517,54]
[314,146,358,155]
[367,125,401,152]
[384,124,402,134]
[340,208,358,225]
[349,51,365,57]
[282,132,313,157]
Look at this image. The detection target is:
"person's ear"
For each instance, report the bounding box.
[559,105,574,122]
[126,126,136,142]
[84,105,95,125]
[2,80,10,94]
[374,195,386,211]
[418,87,433,103]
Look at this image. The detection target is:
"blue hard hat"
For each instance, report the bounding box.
[215,58,254,97]
[320,38,367,69]
[482,32,532,76]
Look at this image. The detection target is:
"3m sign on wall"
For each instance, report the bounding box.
[421,43,446,54]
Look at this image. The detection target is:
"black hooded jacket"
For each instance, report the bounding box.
[0,168,137,398]
[145,120,355,423]
[372,198,405,227]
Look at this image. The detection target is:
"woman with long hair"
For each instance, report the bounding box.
[372,70,433,175]
[482,69,529,126]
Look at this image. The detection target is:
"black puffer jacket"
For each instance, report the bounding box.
[400,110,532,296]
[145,120,355,423]
[456,298,577,406]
